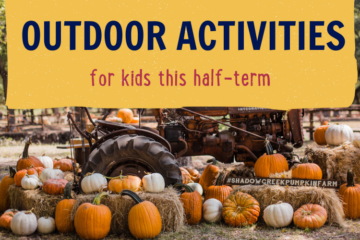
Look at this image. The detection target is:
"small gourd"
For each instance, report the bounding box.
[21,174,39,190]
[263,202,294,228]
[37,216,56,234]
[81,172,108,194]
[203,198,222,223]
[10,209,37,236]
[142,172,165,193]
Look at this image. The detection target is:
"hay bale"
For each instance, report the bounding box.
[8,185,76,218]
[305,141,360,183]
[233,185,345,227]
[70,187,184,234]
[224,164,255,178]
[63,171,80,182]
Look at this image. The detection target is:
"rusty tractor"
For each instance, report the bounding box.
[68,107,304,186]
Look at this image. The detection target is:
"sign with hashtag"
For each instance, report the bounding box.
[226,177,340,188]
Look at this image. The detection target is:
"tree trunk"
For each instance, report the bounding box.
[0,57,17,131]
[52,108,59,115]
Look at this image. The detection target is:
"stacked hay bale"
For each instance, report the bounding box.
[69,188,184,234]
[305,141,360,183]
[8,186,185,233]
[8,185,76,218]
[232,185,345,227]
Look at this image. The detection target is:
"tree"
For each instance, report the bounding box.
[0,0,15,128]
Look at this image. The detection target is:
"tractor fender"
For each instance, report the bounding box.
[90,128,171,152]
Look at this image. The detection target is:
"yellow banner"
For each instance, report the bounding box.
[5,0,356,109]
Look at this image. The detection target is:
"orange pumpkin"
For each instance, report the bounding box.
[222,191,260,227]
[43,179,68,195]
[291,156,322,180]
[314,125,330,145]
[205,173,232,204]
[121,190,162,239]
[74,192,111,240]
[14,167,38,187]
[0,210,17,229]
[254,139,288,178]
[180,167,192,184]
[184,167,200,181]
[130,117,139,123]
[175,183,202,225]
[199,159,220,193]
[55,182,76,233]
[34,167,44,176]
[0,167,16,211]
[193,175,201,183]
[338,170,360,219]
[54,158,74,172]
[107,171,141,193]
[117,108,134,123]
[321,120,329,125]
[293,204,327,229]
[16,138,44,171]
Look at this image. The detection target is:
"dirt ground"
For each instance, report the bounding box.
[1,123,360,239]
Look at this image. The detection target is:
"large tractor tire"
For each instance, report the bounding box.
[83,134,182,186]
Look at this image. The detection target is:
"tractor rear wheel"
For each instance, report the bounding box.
[83,134,182,186]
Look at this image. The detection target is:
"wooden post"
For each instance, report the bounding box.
[7,111,9,131]
[41,112,44,131]
[30,109,34,124]
[309,111,314,141]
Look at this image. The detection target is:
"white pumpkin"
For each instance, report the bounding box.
[21,174,39,190]
[142,173,165,193]
[37,156,54,168]
[81,173,108,193]
[37,216,56,234]
[39,168,64,183]
[187,183,203,196]
[10,211,37,235]
[5,209,18,213]
[203,198,222,223]
[263,202,294,228]
[325,124,354,146]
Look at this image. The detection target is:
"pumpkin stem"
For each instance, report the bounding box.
[92,192,109,205]
[63,182,73,199]
[120,190,143,204]
[85,171,95,177]
[215,172,226,186]
[174,183,194,192]
[9,167,16,178]
[347,170,355,187]
[105,170,128,180]
[206,158,219,166]
[300,156,309,164]
[22,137,32,159]
[265,137,273,155]
[24,208,34,214]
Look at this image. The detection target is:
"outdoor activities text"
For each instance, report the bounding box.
[22,21,345,51]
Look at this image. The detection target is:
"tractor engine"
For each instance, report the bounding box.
[155,107,304,164]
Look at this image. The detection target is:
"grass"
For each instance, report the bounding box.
[0,138,71,165]
[0,221,360,239]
